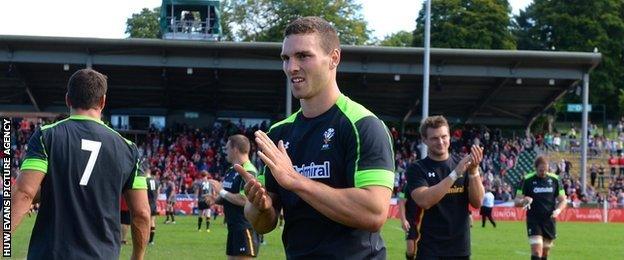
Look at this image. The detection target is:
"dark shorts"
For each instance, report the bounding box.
[226,228,260,257]
[406,224,418,240]
[527,218,556,240]
[149,203,158,216]
[198,200,210,210]
[121,210,131,225]
[480,206,492,216]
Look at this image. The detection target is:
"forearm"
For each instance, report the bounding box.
[398,200,406,221]
[411,177,456,209]
[224,193,247,207]
[468,174,484,208]
[130,210,150,260]
[292,178,391,232]
[244,202,278,234]
[10,190,35,233]
[556,196,567,211]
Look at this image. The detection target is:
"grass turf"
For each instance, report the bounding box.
[9,215,624,259]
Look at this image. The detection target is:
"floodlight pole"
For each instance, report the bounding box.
[420,0,431,159]
[581,73,589,195]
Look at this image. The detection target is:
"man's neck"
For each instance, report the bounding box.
[70,108,101,120]
[300,82,340,118]
[428,152,449,162]
[231,156,249,166]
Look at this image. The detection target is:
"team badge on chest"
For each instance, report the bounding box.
[321,128,335,150]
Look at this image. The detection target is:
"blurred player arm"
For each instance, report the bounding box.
[125,189,150,260]
[124,156,150,260]
[11,170,44,233]
[467,145,485,208]
[552,181,567,218]
[514,177,533,208]
[411,156,471,209]
[221,191,247,207]
[398,195,410,232]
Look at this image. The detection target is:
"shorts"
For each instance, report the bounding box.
[121,210,131,225]
[149,203,158,216]
[226,228,260,257]
[198,200,210,210]
[527,219,556,240]
[480,206,492,216]
[405,224,418,240]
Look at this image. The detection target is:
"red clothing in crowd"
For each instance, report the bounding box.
[618,156,624,167]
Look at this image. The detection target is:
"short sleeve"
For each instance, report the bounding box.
[405,162,428,194]
[20,128,48,173]
[352,117,395,189]
[556,176,564,196]
[520,177,530,196]
[124,144,147,190]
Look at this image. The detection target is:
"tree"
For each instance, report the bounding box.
[125,7,161,39]
[378,31,414,47]
[412,0,516,49]
[514,0,624,117]
[224,0,370,44]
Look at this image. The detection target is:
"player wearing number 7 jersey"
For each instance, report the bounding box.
[11,69,151,260]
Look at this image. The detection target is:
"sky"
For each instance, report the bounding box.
[0,0,533,40]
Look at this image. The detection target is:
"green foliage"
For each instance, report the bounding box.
[224,0,370,44]
[125,7,161,39]
[412,0,516,49]
[514,0,624,118]
[378,31,414,47]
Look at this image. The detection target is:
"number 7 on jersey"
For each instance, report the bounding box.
[80,139,102,186]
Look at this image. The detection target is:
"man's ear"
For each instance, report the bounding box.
[65,93,72,109]
[330,49,341,70]
[99,95,106,110]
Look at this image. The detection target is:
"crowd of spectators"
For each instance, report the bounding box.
[11,117,624,209]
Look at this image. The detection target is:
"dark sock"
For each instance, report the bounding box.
[541,257,547,260]
[198,217,203,229]
[531,255,541,260]
[171,213,175,221]
[165,213,170,221]
[149,227,155,243]
[405,253,416,260]
[206,218,210,229]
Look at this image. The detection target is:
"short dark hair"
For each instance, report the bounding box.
[419,115,449,138]
[228,134,250,155]
[67,69,108,110]
[284,16,340,53]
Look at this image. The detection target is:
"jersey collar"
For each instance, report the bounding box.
[69,114,105,125]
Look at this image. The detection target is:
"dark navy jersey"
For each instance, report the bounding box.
[222,161,257,230]
[20,115,146,260]
[147,176,160,208]
[518,172,564,221]
[264,94,395,259]
[405,155,471,257]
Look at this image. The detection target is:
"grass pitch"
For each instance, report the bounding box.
[10,215,624,259]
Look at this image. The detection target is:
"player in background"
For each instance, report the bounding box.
[144,160,160,245]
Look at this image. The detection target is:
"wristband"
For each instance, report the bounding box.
[219,189,229,198]
[449,170,459,181]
